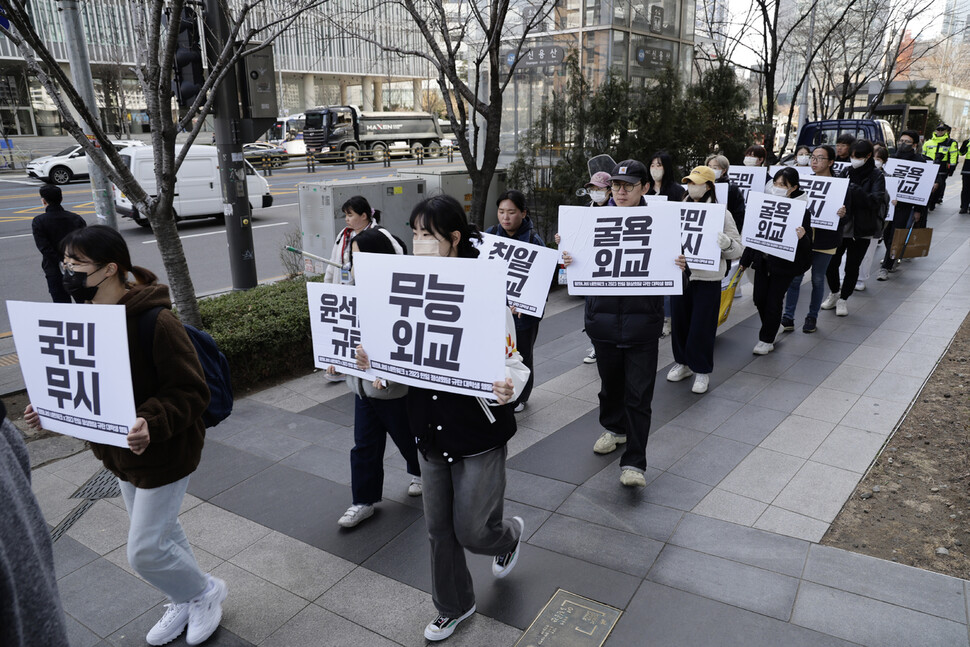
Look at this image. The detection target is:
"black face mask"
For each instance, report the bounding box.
[62,267,106,302]
[898,141,913,152]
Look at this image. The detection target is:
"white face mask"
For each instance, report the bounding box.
[796,155,810,166]
[412,239,441,257]
[850,157,866,169]
[874,159,884,169]
[589,190,608,204]
[650,168,664,181]
[768,185,789,197]
[687,184,708,200]
[743,156,759,167]
[712,168,723,180]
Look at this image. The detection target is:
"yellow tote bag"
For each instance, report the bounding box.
[718,267,742,327]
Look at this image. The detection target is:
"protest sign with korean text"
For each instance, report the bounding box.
[480,232,559,318]
[768,165,814,179]
[883,158,936,206]
[8,301,135,448]
[740,192,802,262]
[352,253,507,399]
[832,161,849,176]
[802,175,849,231]
[650,201,725,270]
[728,166,768,202]
[884,176,901,205]
[557,205,683,296]
[306,282,370,380]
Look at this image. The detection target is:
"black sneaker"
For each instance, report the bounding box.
[492,517,524,578]
[424,605,476,641]
[961,207,968,214]
[781,317,795,332]
[802,316,817,334]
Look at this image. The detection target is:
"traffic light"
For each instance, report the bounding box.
[172,7,204,107]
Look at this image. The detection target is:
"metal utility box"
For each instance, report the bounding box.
[397,167,505,230]
[297,175,426,275]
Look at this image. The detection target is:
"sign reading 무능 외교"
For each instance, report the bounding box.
[650,201,725,271]
[352,253,507,399]
[740,192,803,262]
[557,205,683,296]
[883,158,937,207]
[479,233,559,318]
[8,301,135,448]
[727,166,768,203]
[802,175,849,231]
[306,282,371,381]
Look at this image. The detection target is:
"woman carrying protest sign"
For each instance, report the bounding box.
[666,166,743,394]
[328,228,422,530]
[24,225,225,647]
[356,194,529,642]
[645,151,685,336]
[739,168,813,355]
[324,195,403,284]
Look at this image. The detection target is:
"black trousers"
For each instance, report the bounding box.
[752,269,795,343]
[961,174,970,210]
[670,280,720,374]
[882,203,915,270]
[826,237,870,300]
[930,174,947,206]
[592,340,658,472]
[513,318,539,406]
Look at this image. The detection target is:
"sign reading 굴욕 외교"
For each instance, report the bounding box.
[740,192,803,262]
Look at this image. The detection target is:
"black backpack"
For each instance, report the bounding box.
[137,307,233,428]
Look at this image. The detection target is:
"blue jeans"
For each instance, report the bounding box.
[351,395,420,505]
[784,251,833,321]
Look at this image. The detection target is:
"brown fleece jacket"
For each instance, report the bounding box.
[89,282,209,489]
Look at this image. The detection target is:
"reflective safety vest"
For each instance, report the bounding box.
[922,134,958,174]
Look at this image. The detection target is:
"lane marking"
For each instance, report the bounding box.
[0,178,44,186]
[141,221,288,244]
[0,232,33,240]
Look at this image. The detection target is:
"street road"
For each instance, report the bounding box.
[0,158,463,334]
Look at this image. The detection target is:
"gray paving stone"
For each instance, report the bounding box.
[260,601,399,646]
[712,404,788,445]
[691,488,768,526]
[643,423,709,471]
[802,544,968,623]
[743,350,801,378]
[759,415,835,459]
[643,471,712,511]
[530,513,663,577]
[505,468,576,511]
[772,461,861,522]
[208,562,309,644]
[819,364,881,395]
[803,339,861,363]
[839,395,910,435]
[556,485,684,542]
[52,534,99,579]
[671,395,745,433]
[748,378,817,413]
[825,322,876,344]
[64,613,101,647]
[791,386,860,424]
[707,370,773,402]
[279,441,352,484]
[646,545,800,620]
[718,447,805,504]
[64,500,131,556]
[514,395,597,433]
[777,356,840,386]
[581,459,663,494]
[861,327,911,352]
[810,425,887,473]
[296,401,355,427]
[178,502,272,561]
[667,434,754,486]
[842,345,892,370]
[185,441,274,500]
[753,505,829,542]
[668,513,810,577]
[791,581,969,647]
[58,558,163,638]
[106,603,255,646]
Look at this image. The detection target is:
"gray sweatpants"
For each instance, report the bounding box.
[420,445,520,617]
[118,475,207,604]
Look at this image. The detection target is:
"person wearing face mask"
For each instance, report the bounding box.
[739,168,813,354]
[923,123,957,211]
[32,184,87,303]
[645,151,687,202]
[791,145,812,167]
[743,145,767,168]
[585,171,612,207]
[666,166,743,394]
[877,130,926,280]
[486,190,546,413]
[356,194,529,643]
[324,195,402,284]
[781,145,842,334]
[25,225,227,647]
[705,153,746,233]
[852,145,891,292]
[835,133,856,163]
[821,140,888,317]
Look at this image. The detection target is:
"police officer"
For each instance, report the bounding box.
[958,134,970,214]
[922,123,958,211]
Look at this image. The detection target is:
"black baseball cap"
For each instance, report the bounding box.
[610,160,648,184]
[935,123,949,131]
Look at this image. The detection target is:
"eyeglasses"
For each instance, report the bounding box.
[59,261,99,276]
[809,155,830,162]
[610,181,641,192]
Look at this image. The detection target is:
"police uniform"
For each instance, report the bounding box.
[922,125,958,209]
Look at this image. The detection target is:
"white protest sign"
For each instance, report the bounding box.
[714,183,728,206]
[883,158,936,206]
[479,233,558,318]
[306,282,370,380]
[884,176,901,205]
[769,165,813,179]
[802,175,849,231]
[832,161,850,176]
[8,301,135,448]
[741,192,802,262]
[352,253,506,399]
[728,166,768,203]
[652,202,724,271]
[557,205,683,296]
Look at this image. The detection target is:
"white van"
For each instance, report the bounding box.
[114,145,273,228]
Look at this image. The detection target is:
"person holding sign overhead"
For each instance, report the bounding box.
[666,166,743,394]
[23,226,226,647]
[357,194,529,643]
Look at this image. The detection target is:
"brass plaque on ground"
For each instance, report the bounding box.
[514,589,622,647]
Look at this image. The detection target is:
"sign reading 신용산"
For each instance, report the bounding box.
[8,301,135,448]
[727,166,768,202]
[306,282,370,380]
[557,205,683,296]
[649,201,725,270]
[740,192,802,262]
[883,159,936,207]
[802,175,849,231]
[352,253,507,399]
[479,232,559,318]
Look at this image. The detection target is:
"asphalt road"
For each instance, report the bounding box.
[0,158,464,334]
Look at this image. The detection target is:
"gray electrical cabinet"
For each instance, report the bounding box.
[297,175,426,275]
[397,167,505,230]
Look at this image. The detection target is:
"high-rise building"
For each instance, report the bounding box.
[942,0,970,40]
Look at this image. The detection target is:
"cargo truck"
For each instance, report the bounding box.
[303,105,443,162]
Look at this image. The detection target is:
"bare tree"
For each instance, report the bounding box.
[326,0,557,227]
[0,0,326,326]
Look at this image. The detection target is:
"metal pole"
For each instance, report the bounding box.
[797,2,816,132]
[204,0,257,290]
[57,0,117,228]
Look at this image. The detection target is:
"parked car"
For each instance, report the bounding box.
[796,119,897,153]
[242,142,289,168]
[114,145,273,228]
[26,140,145,185]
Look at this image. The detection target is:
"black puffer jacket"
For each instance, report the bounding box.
[839,159,888,239]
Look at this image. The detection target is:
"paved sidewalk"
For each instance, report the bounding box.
[19,195,970,646]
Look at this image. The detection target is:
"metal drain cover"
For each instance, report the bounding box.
[515,589,621,647]
[71,467,120,500]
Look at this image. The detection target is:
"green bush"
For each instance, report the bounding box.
[198,276,323,393]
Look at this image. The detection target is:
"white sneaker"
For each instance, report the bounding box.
[583,348,597,364]
[185,575,227,646]
[338,503,374,528]
[513,402,527,413]
[835,299,848,316]
[620,468,646,487]
[691,374,710,394]
[820,293,839,310]
[666,363,693,382]
[661,317,672,337]
[876,268,889,281]
[855,281,866,292]
[425,605,476,641]
[146,602,189,646]
[753,341,774,355]
[408,477,422,497]
[492,516,524,578]
[593,432,626,454]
